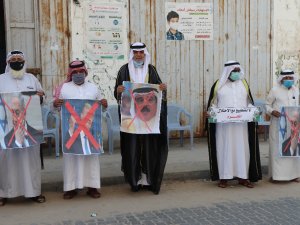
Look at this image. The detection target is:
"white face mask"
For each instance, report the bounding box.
[10,68,25,79]
[169,22,179,31]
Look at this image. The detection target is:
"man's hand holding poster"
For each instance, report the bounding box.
[61,99,103,155]
[279,106,300,157]
[120,82,162,134]
[0,91,44,149]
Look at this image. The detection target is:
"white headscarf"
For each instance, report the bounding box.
[277,69,298,84]
[5,50,26,73]
[128,42,151,83]
[218,60,245,90]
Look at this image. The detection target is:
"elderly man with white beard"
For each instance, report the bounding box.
[0,50,45,206]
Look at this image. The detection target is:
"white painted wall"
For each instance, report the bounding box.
[273,0,300,85]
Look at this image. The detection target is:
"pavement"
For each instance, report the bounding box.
[41,137,269,192]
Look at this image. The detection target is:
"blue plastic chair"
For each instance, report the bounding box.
[42,104,60,157]
[254,99,271,140]
[167,104,193,149]
[105,105,120,154]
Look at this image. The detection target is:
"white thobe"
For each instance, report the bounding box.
[215,80,250,179]
[60,81,101,191]
[0,72,43,198]
[266,85,300,180]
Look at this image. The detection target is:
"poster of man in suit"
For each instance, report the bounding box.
[279,106,300,157]
[0,91,44,149]
[61,99,103,155]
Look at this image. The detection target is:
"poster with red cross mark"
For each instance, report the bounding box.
[0,91,44,149]
[61,99,103,155]
[120,82,162,134]
[279,106,300,157]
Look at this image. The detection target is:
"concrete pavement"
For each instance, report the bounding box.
[41,138,269,192]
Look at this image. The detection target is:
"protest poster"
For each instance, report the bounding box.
[61,99,103,155]
[120,82,162,134]
[0,91,44,149]
[279,106,300,157]
[86,2,126,60]
[208,107,259,123]
[165,2,213,40]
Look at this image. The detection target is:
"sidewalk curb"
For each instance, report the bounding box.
[42,166,268,192]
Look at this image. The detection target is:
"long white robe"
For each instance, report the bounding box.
[215,80,250,179]
[266,85,300,180]
[0,72,43,198]
[60,81,101,191]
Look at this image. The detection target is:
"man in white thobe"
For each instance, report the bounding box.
[207,60,262,188]
[53,60,107,199]
[266,69,300,181]
[0,50,45,206]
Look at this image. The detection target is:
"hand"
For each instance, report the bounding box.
[205,111,210,118]
[15,127,25,146]
[100,99,108,108]
[271,110,281,118]
[117,85,125,94]
[36,91,45,97]
[68,116,76,135]
[159,83,167,91]
[53,99,64,108]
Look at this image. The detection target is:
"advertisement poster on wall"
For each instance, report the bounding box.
[86,2,126,60]
[165,2,213,41]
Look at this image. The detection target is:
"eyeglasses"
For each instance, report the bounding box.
[9,57,24,63]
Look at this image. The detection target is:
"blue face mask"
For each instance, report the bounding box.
[229,72,240,81]
[283,80,294,88]
[72,73,85,85]
[133,60,144,68]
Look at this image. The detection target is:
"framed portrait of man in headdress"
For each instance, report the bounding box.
[120,82,162,134]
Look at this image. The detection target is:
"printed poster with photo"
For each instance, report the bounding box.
[278,106,300,157]
[0,91,44,150]
[61,99,103,155]
[120,82,162,134]
[165,2,213,41]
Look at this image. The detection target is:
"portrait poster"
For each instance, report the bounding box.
[120,82,162,134]
[165,2,213,41]
[278,106,300,157]
[86,2,126,60]
[0,91,44,150]
[61,99,103,155]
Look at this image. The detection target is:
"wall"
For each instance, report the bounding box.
[39,0,273,137]
[273,0,300,85]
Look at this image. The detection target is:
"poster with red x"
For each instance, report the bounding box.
[279,106,300,157]
[0,91,44,149]
[61,99,103,155]
[120,82,162,134]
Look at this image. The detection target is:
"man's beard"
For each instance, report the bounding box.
[10,68,25,79]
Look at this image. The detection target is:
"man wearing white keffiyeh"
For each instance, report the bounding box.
[0,50,45,206]
[206,60,262,189]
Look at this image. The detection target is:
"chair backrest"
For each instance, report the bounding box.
[106,105,120,128]
[167,104,182,125]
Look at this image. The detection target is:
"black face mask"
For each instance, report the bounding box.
[10,61,24,71]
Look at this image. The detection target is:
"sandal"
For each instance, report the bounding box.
[30,195,46,203]
[291,178,300,183]
[218,180,227,188]
[63,190,77,199]
[86,188,101,198]
[0,198,7,206]
[238,179,254,188]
